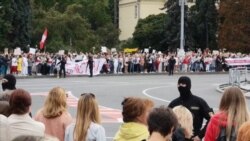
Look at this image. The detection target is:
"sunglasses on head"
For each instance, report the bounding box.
[81,93,95,98]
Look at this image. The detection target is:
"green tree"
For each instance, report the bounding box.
[218,0,250,52]
[31,4,97,52]
[0,0,32,50]
[162,0,190,52]
[0,0,12,50]
[133,14,167,51]
[189,0,218,50]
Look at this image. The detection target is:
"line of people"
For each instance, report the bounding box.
[1,74,250,141]
[2,50,249,77]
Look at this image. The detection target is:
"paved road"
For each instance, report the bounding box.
[14,74,250,140]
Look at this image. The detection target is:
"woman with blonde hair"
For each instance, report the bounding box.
[172,105,193,141]
[35,87,73,141]
[64,93,106,141]
[205,87,249,141]
[114,97,154,141]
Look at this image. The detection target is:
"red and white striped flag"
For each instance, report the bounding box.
[39,28,48,49]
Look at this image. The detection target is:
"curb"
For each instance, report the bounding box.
[13,72,229,79]
[217,83,250,98]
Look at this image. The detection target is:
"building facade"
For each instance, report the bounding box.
[119,0,195,40]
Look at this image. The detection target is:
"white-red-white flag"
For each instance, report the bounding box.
[39,28,48,49]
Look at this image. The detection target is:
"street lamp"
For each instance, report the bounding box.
[178,0,187,57]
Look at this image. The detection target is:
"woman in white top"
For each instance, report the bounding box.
[65,93,106,141]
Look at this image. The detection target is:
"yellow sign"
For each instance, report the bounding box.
[124,48,138,53]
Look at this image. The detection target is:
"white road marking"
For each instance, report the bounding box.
[142,86,219,111]
[31,91,123,123]
[142,86,172,103]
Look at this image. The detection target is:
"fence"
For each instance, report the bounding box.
[229,67,248,86]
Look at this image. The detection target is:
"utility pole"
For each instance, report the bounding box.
[178,0,186,57]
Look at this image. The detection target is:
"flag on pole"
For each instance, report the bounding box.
[39,28,48,49]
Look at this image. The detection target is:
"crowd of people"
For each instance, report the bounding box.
[0,50,249,77]
[1,74,250,141]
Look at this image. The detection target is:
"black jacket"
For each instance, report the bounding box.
[169,94,213,139]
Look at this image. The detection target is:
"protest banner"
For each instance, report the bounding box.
[225,58,250,66]
[66,58,106,75]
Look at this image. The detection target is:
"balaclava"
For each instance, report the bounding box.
[177,76,192,99]
[2,74,16,91]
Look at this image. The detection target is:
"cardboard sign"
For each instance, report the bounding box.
[4,48,8,55]
[111,48,117,52]
[14,48,21,55]
[101,46,107,53]
[58,50,65,55]
[144,48,149,53]
[29,48,36,54]
[212,50,219,55]
[124,48,138,53]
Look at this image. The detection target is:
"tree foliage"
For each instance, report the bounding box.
[162,0,190,52]
[0,0,31,51]
[0,0,119,52]
[133,14,167,51]
[218,0,250,52]
[189,0,218,50]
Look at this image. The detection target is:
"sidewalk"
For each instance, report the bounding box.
[216,82,250,98]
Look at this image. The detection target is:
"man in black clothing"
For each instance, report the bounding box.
[57,56,66,78]
[87,55,94,77]
[168,76,213,141]
[168,56,176,75]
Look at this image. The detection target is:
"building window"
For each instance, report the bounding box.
[135,5,138,18]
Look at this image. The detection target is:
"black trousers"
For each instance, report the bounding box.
[59,67,66,78]
[89,66,93,77]
[169,66,174,75]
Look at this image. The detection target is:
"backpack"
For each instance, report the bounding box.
[216,126,236,141]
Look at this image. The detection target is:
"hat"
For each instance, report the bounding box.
[2,74,16,91]
[178,76,191,90]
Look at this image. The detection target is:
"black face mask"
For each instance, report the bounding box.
[178,86,191,99]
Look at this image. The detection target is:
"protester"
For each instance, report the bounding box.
[17,55,23,75]
[147,106,178,141]
[34,87,73,141]
[172,105,193,141]
[114,97,154,141]
[204,87,249,141]
[57,56,66,78]
[8,89,45,141]
[168,56,176,75]
[168,76,213,141]
[10,55,18,75]
[65,93,106,141]
[87,55,94,77]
